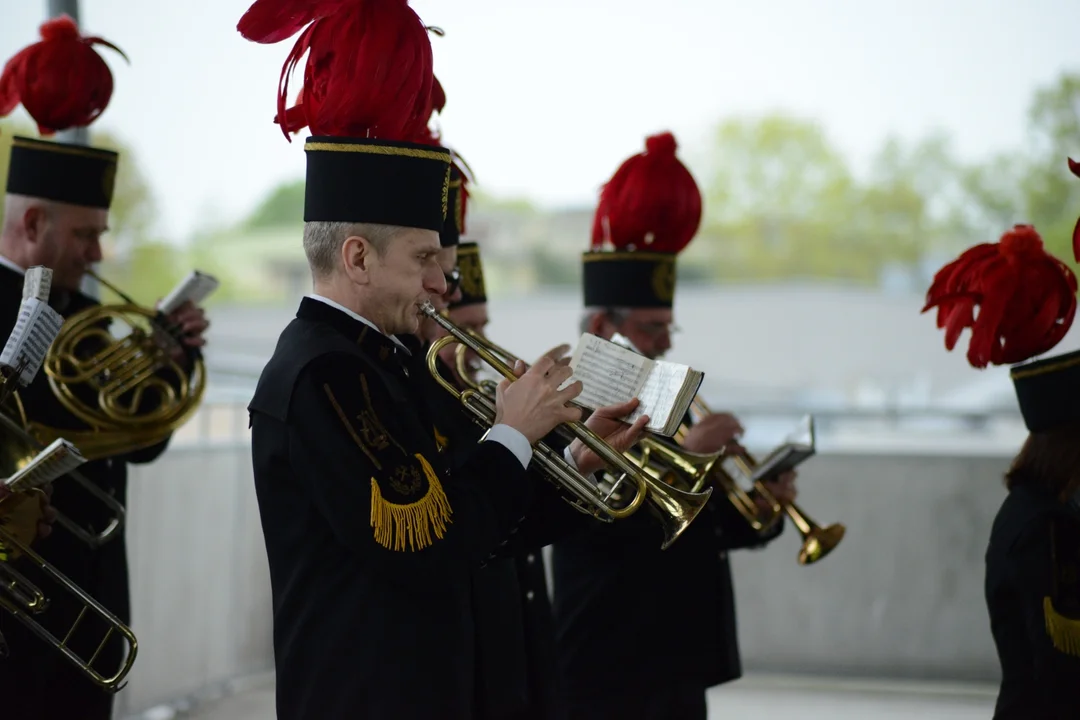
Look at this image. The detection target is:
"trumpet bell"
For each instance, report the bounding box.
[787,504,846,565]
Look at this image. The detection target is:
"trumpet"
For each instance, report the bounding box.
[422,303,712,550]
[30,270,207,461]
[0,509,138,692]
[680,397,846,565]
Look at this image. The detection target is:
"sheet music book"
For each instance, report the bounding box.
[0,296,64,386]
[749,415,816,482]
[4,437,87,492]
[158,270,220,315]
[22,266,51,303]
[564,333,704,437]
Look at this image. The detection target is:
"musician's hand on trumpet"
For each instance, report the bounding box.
[760,471,798,507]
[494,357,583,444]
[681,411,744,455]
[568,397,650,476]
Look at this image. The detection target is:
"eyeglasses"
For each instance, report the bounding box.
[444,267,461,294]
[626,321,681,338]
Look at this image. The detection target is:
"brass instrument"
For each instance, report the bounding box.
[422,303,712,550]
[0,519,139,691]
[0,398,124,548]
[0,433,138,691]
[31,270,207,461]
[681,397,846,565]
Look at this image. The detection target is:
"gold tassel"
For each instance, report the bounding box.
[1044,596,1080,657]
[370,454,453,552]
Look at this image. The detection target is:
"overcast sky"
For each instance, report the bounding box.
[1,0,1078,242]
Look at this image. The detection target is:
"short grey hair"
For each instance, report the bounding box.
[302,222,407,278]
[579,306,631,335]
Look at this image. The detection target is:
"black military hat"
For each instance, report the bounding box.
[303,137,451,230]
[582,132,702,309]
[451,242,486,308]
[6,136,118,210]
[440,164,467,247]
[1011,349,1080,433]
[1,16,127,210]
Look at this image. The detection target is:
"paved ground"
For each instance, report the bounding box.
[135,674,998,719]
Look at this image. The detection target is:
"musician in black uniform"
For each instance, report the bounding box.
[241,4,644,717]
[921,224,1080,718]
[551,133,798,720]
[425,239,592,720]
[0,19,208,720]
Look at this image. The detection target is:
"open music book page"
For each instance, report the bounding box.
[564,333,704,437]
[750,415,816,482]
[5,437,87,492]
[0,296,64,386]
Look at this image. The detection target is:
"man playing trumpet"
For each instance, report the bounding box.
[551,132,797,720]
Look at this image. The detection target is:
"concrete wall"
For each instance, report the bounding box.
[111,442,1011,715]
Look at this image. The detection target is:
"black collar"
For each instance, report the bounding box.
[296,296,422,373]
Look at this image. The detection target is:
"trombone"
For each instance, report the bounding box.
[0,448,138,691]
[679,397,846,565]
[423,303,712,550]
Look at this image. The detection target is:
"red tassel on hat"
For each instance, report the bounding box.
[238,0,433,143]
[0,15,128,135]
[590,132,702,253]
[921,224,1078,369]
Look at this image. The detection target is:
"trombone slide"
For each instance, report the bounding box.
[0,526,138,692]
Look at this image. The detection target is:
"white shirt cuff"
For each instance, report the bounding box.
[484,424,532,469]
[563,444,579,472]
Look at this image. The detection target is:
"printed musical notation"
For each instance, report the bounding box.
[565,335,650,409]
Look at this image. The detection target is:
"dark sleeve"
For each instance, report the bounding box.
[711,489,785,551]
[285,353,532,581]
[1009,519,1080,703]
[125,435,172,465]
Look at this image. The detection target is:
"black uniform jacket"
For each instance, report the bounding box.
[420,353,593,720]
[552,424,785,708]
[248,298,536,720]
[985,485,1080,719]
[0,263,170,713]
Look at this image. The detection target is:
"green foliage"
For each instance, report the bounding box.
[245,179,305,230]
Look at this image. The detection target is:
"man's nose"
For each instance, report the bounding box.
[87,238,103,264]
[426,267,448,296]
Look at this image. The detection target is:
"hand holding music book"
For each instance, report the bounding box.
[563,333,704,437]
[749,415,816,482]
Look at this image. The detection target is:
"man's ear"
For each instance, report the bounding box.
[341,234,372,284]
[586,312,607,336]
[22,205,47,244]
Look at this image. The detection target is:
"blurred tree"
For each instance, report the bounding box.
[245,179,305,229]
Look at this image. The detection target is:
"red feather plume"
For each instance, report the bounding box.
[238,0,433,143]
[1069,157,1080,263]
[0,15,128,135]
[921,224,1078,369]
[590,132,702,253]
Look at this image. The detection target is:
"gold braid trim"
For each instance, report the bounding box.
[370,454,453,552]
[1043,596,1080,657]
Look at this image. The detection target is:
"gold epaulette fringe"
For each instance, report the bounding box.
[370,454,453,552]
[1043,596,1080,657]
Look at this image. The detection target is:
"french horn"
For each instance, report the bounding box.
[30,271,207,460]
